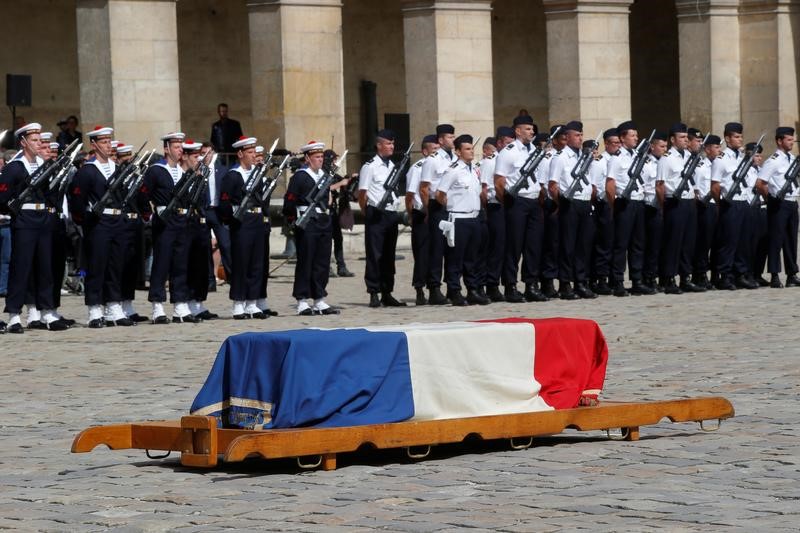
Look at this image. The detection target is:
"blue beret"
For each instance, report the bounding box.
[422,134,438,145]
[534,133,550,144]
[724,122,743,135]
[669,122,688,135]
[496,126,515,138]
[513,115,534,126]
[776,126,795,138]
[564,120,583,133]
[436,124,455,135]
[454,134,473,148]
[652,131,669,141]
[484,136,496,146]
[687,127,703,139]
[705,134,721,145]
[617,121,637,134]
[745,142,763,154]
[582,140,596,149]
[603,128,619,140]
[376,128,395,141]
[550,124,566,136]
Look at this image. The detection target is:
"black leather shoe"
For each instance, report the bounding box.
[297,308,313,316]
[593,278,612,296]
[466,289,490,305]
[248,311,267,319]
[486,286,505,302]
[8,323,25,333]
[233,313,249,320]
[428,287,449,306]
[415,288,427,306]
[449,291,468,306]
[630,280,656,295]
[716,277,737,290]
[693,273,712,290]
[735,275,757,290]
[337,267,355,278]
[680,278,705,293]
[318,306,340,315]
[369,293,381,308]
[757,276,770,287]
[786,275,800,287]
[541,279,558,299]
[663,278,683,295]
[88,318,105,329]
[58,317,76,327]
[173,314,201,323]
[128,313,150,323]
[28,320,47,330]
[612,282,629,297]
[381,293,407,307]
[45,320,69,331]
[195,310,219,320]
[152,315,170,324]
[504,285,525,303]
[524,284,549,302]
[574,282,597,299]
[111,317,135,327]
[770,274,783,288]
[559,282,580,300]
[264,309,279,317]
[0,321,6,334]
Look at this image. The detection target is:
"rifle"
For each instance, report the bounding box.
[294,149,348,230]
[260,153,292,206]
[90,141,147,217]
[376,143,414,211]
[188,153,218,212]
[564,133,600,200]
[674,133,710,200]
[724,133,766,202]
[121,150,157,213]
[507,127,561,198]
[232,138,279,221]
[621,129,656,200]
[49,144,83,205]
[8,138,81,215]
[161,149,218,222]
[774,153,800,201]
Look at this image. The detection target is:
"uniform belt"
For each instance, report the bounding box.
[368,200,395,211]
[126,212,138,220]
[236,206,262,214]
[99,208,123,216]
[449,210,479,219]
[155,206,188,216]
[21,203,55,213]
[296,206,324,214]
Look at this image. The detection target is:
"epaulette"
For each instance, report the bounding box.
[414,160,424,168]
[449,161,459,168]
[556,149,562,155]
[505,144,514,150]
[697,160,705,167]
[771,153,780,159]
[366,156,375,164]
[718,152,726,159]
[544,152,552,159]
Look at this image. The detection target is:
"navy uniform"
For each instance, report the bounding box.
[0,123,64,333]
[606,121,654,296]
[759,126,800,287]
[141,131,197,322]
[282,141,339,315]
[405,134,437,305]
[549,121,596,299]
[218,135,268,319]
[539,126,564,299]
[436,134,489,305]
[359,129,405,308]
[692,136,721,289]
[420,124,457,305]
[494,115,546,302]
[482,127,514,302]
[589,128,619,295]
[642,134,664,291]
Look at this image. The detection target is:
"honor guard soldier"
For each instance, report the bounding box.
[142,131,199,323]
[642,131,667,292]
[405,134,439,305]
[548,121,596,299]
[589,128,620,295]
[282,141,340,315]
[482,126,514,301]
[218,135,269,319]
[436,134,489,305]
[475,136,497,301]
[359,129,405,307]
[494,115,547,303]
[541,125,566,299]
[692,135,721,289]
[606,121,655,296]
[757,127,800,287]
[746,144,768,284]
[69,126,132,327]
[420,124,457,305]
[710,122,756,290]
[657,123,704,293]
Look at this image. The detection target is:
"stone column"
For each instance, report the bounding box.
[247,0,346,161]
[739,0,800,135]
[675,0,741,135]
[542,0,634,134]
[401,0,495,145]
[76,0,181,146]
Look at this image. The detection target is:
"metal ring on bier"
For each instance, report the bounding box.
[406,445,431,459]
[509,436,533,450]
[296,455,323,469]
[146,449,171,459]
[699,418,721,432]
[606,427,630,441]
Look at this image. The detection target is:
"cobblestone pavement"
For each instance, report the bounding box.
[1,247,799,531]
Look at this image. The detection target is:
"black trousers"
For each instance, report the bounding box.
[591,199,613,280]
[293,215,332,300]
[426,200,446,288]
[445,217,481,292]
[364,206,400,294]
[558,198,594,283]
[5,212,54,314]
[694,200,717,276]
[259,222,271,299]
[643,204,662,280]
[540,198,559,280]
[188,218,212,303]
[767,197,799,275]
[476,210,489,287]
[26,215,68,309]
[84,215,126,306]
[149,216,191,303]
[612,199,645,283]
[206,208,231,281]
[331,209,345,270]
[752,205,768,277]
[661,198,696,278]
[716,200,750,278]
[228,214,265,301]
[502,196,544,286]
[485,203,505,287]
[410,209,429,289]
[120,216,142,302]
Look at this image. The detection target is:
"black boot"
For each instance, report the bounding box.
[593,277,612,296]
[504,285,525,303]
[415,287,428,305]
[466,289,490,305]
[663,277,683,295]
[486,285,505,302]
[381,293,407,307]
[574,282,597,299]
[559,281,579,300]
[428,286,449,305]
[524,282,548,302]
[680,276,705,293]
[786,274,800,287]
[612,280,629,297]
[449,290,468,306]
[630,280,656,295]
[770,274,784,288]
[541,278,558,299]
[369,293,381,308]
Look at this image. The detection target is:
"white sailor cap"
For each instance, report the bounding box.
[40,132,53,142]
[232,135,257,149]
[49,142,60,151]
[300,140,325,154]
[255,145,265,154]
[117,143,133,155]
[14,122,42,138]
[160,131,186,143]
[111,140,120,149]
[181,138,202,152]
[88,125,114,138]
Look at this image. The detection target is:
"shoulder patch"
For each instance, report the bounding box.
[545,152,552,159]
[449,161,458,168]
[771,153,780,159]
[414,160,424,167]
[556,150,562,155]
[366,156,376,164]
[505,144,514,150]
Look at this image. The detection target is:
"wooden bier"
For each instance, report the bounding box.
[72,396,733,471]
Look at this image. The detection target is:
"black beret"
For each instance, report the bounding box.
[564,120,583,133]
[776,126,795,138]
[436,124,455,135]
[454,134,473,149]
[376,128,395,141]
[687,127,703,139]
[484,136,496,146]
[550,124,566,136]
[617,121,637,134]
[513,115,534,126]
[533,133,550,144]
[582,140,597,149]
[422,134,438,145]
[603,128,619,140]
[652,131,669,141]
[669,122,688,135]
[745,142,763,154]
[532,123,539,134]
[705,134,721,145]
[724,122,743,135]
[272,148,292,156]
[496,126,515,138]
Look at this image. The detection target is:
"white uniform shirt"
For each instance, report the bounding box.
[608,147,645,201]
[642,155,659,207]
[359,155,396,210]
[420,147,456,195]
[759,149,798,201]
[657,148,692,199]
[405,157,426,211]
[693,157,715,203]
[537,149,557,200]
[89,158,117,181]
[438,159,481,214]
[711,147,748,201]
[494,139,542,199]
[589,151,613,201]
[478,154,498,204]
[549,146,592,201]
[154,161,183,185]
[13,153,44,175]
[743,166,759,204]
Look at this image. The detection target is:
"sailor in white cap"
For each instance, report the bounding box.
[116,143,134,164]
[0,122,67,332]
[110,140,120,163]
[141,131,199,323]
[282,140,340,315]
[218,135,271,319]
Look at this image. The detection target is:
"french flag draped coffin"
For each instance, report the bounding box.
[190,318,609,429]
